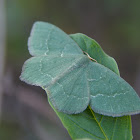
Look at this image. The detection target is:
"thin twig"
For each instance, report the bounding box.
[0,0,6,118]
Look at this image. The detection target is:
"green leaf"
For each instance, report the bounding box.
[48,33,132,140]
[20,22,140,117]
[50,103,132,140]
[70,33,120,76]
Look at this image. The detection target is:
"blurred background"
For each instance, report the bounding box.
[0,0,140,140]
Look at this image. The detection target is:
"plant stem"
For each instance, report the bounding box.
[0,0,6,119]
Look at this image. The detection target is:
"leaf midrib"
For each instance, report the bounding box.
[89,106,109,140]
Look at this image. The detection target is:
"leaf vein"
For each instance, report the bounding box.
[65,115,105,140]
[89,106,109,140]
[111,117,118,140]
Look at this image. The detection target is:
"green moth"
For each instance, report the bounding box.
[20,22,140,117]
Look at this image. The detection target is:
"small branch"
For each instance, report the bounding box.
[0,0,6,118]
